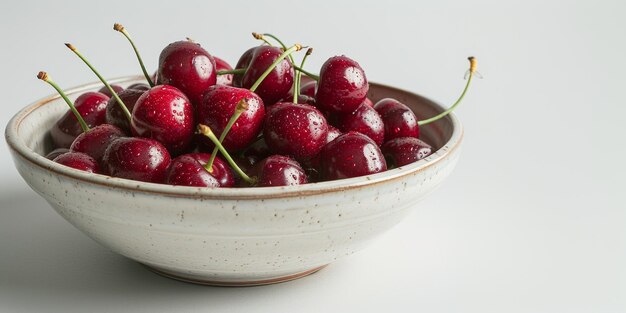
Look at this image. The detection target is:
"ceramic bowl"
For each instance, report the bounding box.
[5,76,463,286]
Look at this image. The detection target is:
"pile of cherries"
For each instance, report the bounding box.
[41,24,476,188]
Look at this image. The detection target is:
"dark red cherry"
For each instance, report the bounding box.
[166,153,234,187]
[103,137,171,183]
[315,56,368,113]
[300,81,317,97]
[278,93,316,106]
[320,131,387,180]
[264,102,328,161]
[241,46,294,105]
[240,138,271,170]
[214,56,234,86]
[374,98,419,141]
[98,84,124,98]
[156,41,217,105]
[325,125,343,143]
[335,102,385,146]
[45,148,70,160]
[232,46,257,87]
[382,137,432,167]
[248,155,307,187]
[51,91,109,148]
[126,83,150,91]
[197,85,265,152]
[105,88,146,132]
[70,124,126,163]
[302,125,342,181]
[53,152,100,173]
[131,85,195,155]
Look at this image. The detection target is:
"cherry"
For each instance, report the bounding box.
[103,137,171,183]
[98,84,124,98]
[301,125,342,181]
[382,137,432,167]
[248,155,307,187]
[240,138,271,170]
[232,46,257,87]
[45,148,70,160]
[300,81,316,97]
[335,102,385,146]
[214,56,234,86]
[156,40,217,106]
[105,88,146,132]
[241,46,294,104]
[197,85,265,152]
[315,56,368,113]
[278,93,316,106]
[53,152,100,173]
[166,153,234,187]
[325,125,343,143]
[319,131,387,180]
[50,91,109,148]
[374,98,419,141]
[131,85,195,155]
[126,83,150,91]
[70,124,126,163]
[263,102,328,161]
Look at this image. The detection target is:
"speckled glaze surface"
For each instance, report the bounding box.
[5,76,463,286]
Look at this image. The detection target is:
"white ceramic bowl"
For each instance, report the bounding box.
[6,76,463,286]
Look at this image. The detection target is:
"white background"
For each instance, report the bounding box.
[1,0,625,312]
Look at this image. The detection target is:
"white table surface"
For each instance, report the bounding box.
[1,1,624,312]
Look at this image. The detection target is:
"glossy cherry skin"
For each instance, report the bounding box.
[241,46,294,105]
[374,98,419,141]
[278,94,316,107]
[126,83,150,91]
[51,91,109,148]
[302,125,342,181]
[264,102,328,161]
[300,81,317,97]
[214,56,234,86]
[248,155,307,187]
[103,137,171,183]
[232,46,257,87]
[70,124,126,163]
[166,153,234,187]
[315,56,368,113]
[53,152,100,173]
[98,84,124,98]
[197,85,265,152]
[382,137,432,167]
[156,41,217,105]
[239,138,271,171]
[45,148,70,160]
[335,102,385,146]
[105,88,146,132]
[319,131,387,180]
[131,85,195,156]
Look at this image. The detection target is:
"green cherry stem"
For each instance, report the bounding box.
[293,65,319,81]
[249,44,302,93]
[197,124,256,185]
[65,43,132,123]
[37,71,90,133]
[252,32,274,46]
[261,33,295,67]
[217,68,246,75]
[294,48,313,103]
[113,23,154,87]
[205,99,249,172]
[419,57,477,126]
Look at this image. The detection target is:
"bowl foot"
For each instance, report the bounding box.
[142,264,328,287]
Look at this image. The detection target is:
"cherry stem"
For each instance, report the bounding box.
[205,99,249,172]
[251,32,273,46]
[294,48,313,103]
[197,124,256,185]
[114,23,154,87]
[418,57,477,126]
[37,71,90,133]
[293,65,319,81]
[261,33,295,67]
[217,68,246,75]
[249,44,302,93]
[65,43,132,123]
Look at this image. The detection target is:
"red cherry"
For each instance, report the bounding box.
[315,56,368,113]
[302,125,342,181]
[241,46,294,105]
[214,56,234,86]
[53,152,100,173]
[335,102,385,146]
[263,102,328,161]
[374,98,419,141]
[197,85,265,152]
[126,83,150,91]
[103,137,171,183]
[300,81,317,97]
[278,93,316,106]
[240,138,271,170]
[166,153,234,187]
[131,85,195,155]
[232,46,257,87]
[98,84,124,98]
[156,41,217,105]
[51,91,109,148]
[45,148,70,160]
[248,155,307,187]
[70,124,126,163]
[320,131,387,180]
[105,88,146,132]
[382,137,432,167]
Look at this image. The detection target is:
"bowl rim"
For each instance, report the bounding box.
[5,75,463,200]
